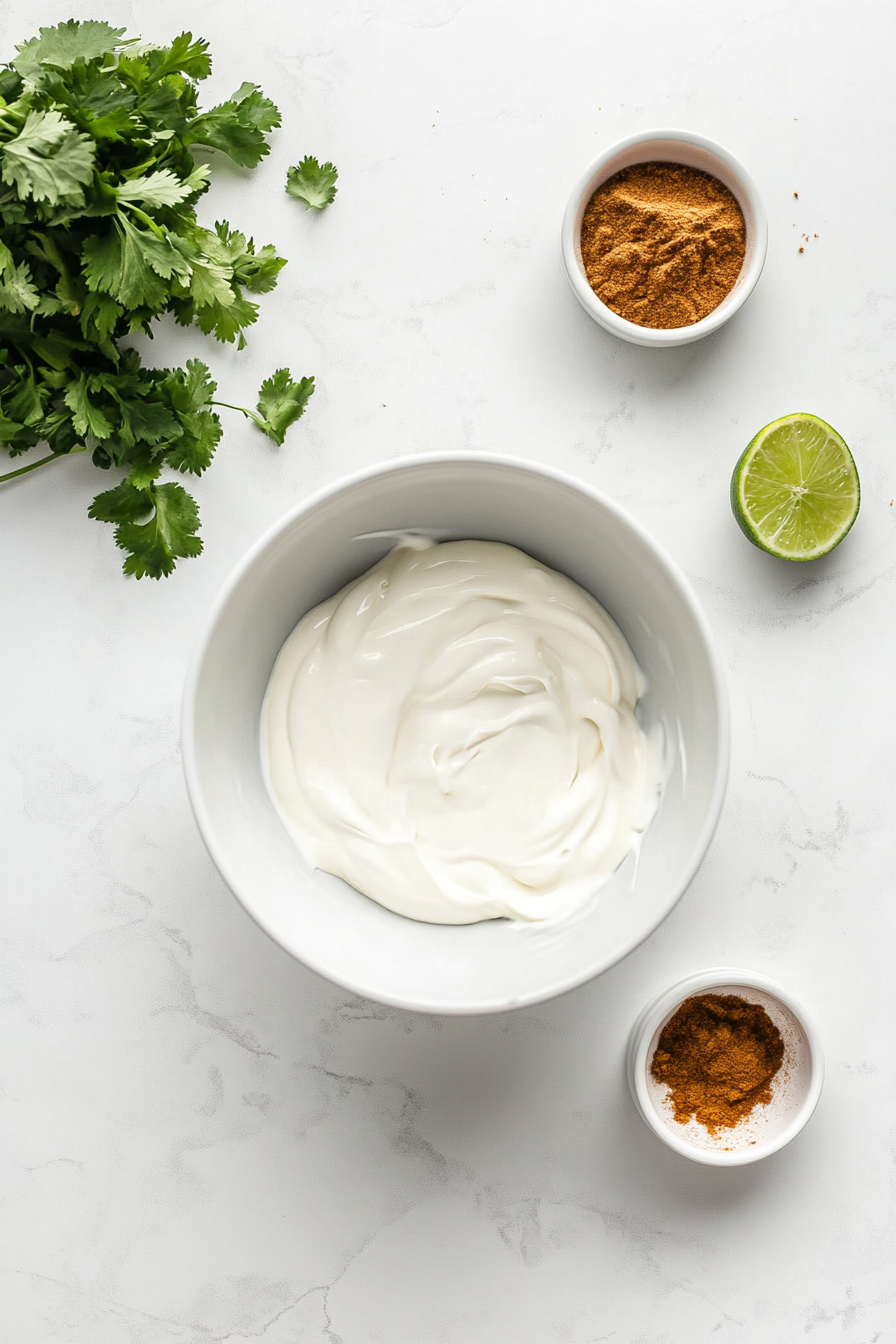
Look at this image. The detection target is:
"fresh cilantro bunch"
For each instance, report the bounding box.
[0,20,317,578]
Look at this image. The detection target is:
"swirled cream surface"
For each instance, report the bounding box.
[262,538,661,924]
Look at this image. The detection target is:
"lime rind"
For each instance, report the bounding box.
[731,413,860,561]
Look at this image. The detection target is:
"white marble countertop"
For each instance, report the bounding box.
[2,1,894,1339]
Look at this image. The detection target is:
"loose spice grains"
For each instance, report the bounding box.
[650,993,784,1135]
[580,162,746,329]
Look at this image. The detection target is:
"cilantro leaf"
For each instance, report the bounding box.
[0,244,39,313]
[3,386,38,427]
[13,21,127,82]
[4,369,48,425]
[67,70,137,134]
[200,221,250,268]
[124,455,163,490]
[160,360,221,474]
[79,230,121,294]
[132,80,191,137]
[82,215,191,309]
[79,291,124,341]
[115,396,181,450]
[116,169,198,209]
[236,243,286,295]
[81,222,165,310]
[164,409,220,474]
[166,224,277,344]
[142,32,212,84]
[185,83,282,167]
[63,374,113,439]
[0,69,22,102]
[255,369,315,445]
[0,413,26,443]
[87,479,149,524]
[286,157,338,211]
[189,290,259,347]
[89,479,202,578]
[112,220,171,308]
[200,221,287,294]
[218,82,281,133]
[0,109,96,206]
[185,256,235,311]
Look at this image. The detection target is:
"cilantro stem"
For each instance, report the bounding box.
[123,203,165,238]
[211,399,266,431]
[0,451,68,484]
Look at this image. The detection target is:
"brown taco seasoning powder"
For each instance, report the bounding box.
[580,162,746,329]
[650,993,784,1135]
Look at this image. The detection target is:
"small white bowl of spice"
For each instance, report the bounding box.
[627,967,823,1165]
[561,129,768,347]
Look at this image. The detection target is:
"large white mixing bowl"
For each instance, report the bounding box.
[183,455,729,1013]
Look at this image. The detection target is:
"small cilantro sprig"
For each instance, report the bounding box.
[286,157,338,211]
[89,479,203,580]
[0,21,327,579]
[216,369,315,447]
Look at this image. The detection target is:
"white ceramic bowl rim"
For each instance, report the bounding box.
[561,128,769,348]
[183,452,731,1013]
[627,966,825,1165]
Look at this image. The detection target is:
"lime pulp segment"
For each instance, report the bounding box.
[731,414,860,561]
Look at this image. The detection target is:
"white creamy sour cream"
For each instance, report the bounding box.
[262,538,661,924]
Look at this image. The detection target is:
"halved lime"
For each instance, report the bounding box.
[731,413,860,561]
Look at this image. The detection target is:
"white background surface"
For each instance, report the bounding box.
[1,1,894,1339]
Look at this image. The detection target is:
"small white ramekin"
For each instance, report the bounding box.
[561,129,768,347]
[627,967,824,1165]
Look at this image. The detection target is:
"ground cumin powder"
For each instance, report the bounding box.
[580,162,746,329]
[650,993,784,1135]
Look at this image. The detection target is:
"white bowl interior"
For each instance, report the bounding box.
[562,131,767,347]
[184,458,728,1013]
